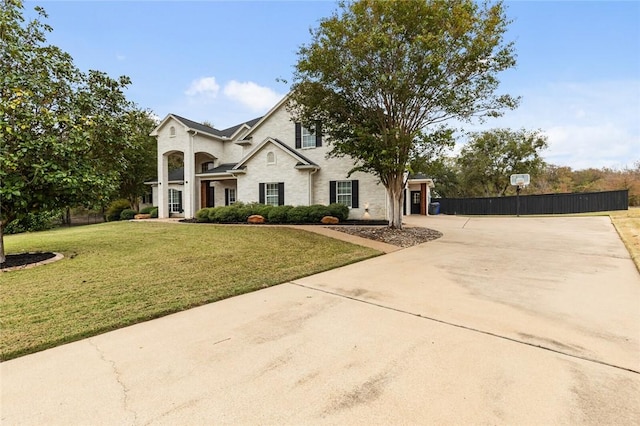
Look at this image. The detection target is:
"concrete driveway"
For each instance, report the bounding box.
[2,215,639,424]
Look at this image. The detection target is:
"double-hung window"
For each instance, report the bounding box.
[295,122,322,149]
[330,180,359,208]
[337,181,352,206]
[265,183,279,206]
[301,127,316,149]
[259,182,285,206]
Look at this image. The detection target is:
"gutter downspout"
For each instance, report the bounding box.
[308,168,319,205]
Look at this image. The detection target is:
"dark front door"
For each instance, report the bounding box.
[410,191,421,214]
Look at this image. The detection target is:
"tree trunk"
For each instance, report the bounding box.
[386,175,404,229]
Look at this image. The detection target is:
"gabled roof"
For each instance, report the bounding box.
[171,114,226,137]
[233,137,319,170]
[218,116,262,138]
[150,114,262,140]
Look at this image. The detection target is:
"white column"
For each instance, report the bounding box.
[157,152,169,218]
[183,133,196,218]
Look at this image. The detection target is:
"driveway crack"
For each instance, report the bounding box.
[88,338,138,424]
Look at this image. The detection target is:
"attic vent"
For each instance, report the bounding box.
[169,126,176,137]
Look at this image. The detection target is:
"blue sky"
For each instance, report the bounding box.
[27,0,640,170]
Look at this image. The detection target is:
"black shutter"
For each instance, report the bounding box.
[330,181,336,204]
[351,180,359,208]
[259,183,265,204]
[315,121,322,147]
[295,122,301,149]
[278,182,285,206]
[178,190,183,212]
[225,188,229,206]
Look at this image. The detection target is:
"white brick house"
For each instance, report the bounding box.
[148,95,433,220]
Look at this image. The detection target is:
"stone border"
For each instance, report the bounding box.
[1,252,64,272]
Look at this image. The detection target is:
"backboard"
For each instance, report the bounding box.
[510,173,530,186]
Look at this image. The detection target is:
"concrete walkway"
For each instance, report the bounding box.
[2,215,639,424]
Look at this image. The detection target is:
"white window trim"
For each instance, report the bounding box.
[301,126,315,149]
[168,188,182,213]
[228,188,236,205]
[337,180,352,208]
[265,183,279,206]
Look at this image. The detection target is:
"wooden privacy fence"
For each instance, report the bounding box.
[433,189,629,216]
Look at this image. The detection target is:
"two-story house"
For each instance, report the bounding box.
[147,95,433,220]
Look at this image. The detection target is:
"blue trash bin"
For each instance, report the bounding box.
[429,202,440,215]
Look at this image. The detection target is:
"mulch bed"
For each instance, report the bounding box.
[329,226,443,248]
[1,252,56,270]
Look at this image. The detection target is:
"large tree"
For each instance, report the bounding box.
[456,128,548,197]
[0,0,134,263]
[290,0,518,228]
[117,110,158,211]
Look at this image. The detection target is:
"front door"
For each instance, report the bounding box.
[410,191,421,214]
[201,181,215,208]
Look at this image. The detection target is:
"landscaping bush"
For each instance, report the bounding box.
[307,204,332,223]
[140,206,156,215]
[195,208,211,222]
[212,205,243,223]
[267,205,292,223]
[106,199,131,222]
[208,207,224,222]
[328,203,350,221]
[120,209,137,220]
[4,210,61,234]
[245,202,272,218]
[150,208,158,218]
[287,206,312,223]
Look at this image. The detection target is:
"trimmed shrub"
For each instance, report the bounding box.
[140,206,156,215]
[213,205,243,223]
[195,208,211,223]
[328,203,350,221]
[106,199,131,222]
[267,205,292,223]
[150,208,158,219]
[307,204,332,223]
[246,202,272,218]
[287,206,312,223]
[120,209,137,220]
[208,207,224,222]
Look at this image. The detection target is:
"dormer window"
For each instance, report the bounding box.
[169,126,176,137]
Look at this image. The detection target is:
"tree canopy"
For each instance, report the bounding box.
[290,0,518,228]
[456,128,548,197]
[0,0,153,263]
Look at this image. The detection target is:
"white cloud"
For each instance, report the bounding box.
[461,79,640,170]
[185,77,220,98]
[116,54,126,61]
[223,80,283,112]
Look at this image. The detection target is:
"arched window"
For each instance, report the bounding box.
[266,151,275,165]
[169,126,176,137]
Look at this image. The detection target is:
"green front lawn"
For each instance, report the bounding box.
[1,222,380,360]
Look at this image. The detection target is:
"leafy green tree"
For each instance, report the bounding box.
[456,128,548,197]
[117,110,158,211]
[0,0,134,263]
[290,0,518,228]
